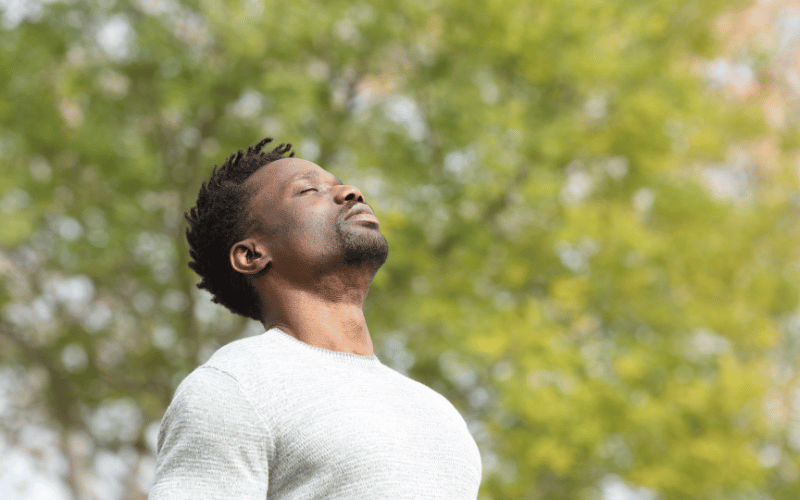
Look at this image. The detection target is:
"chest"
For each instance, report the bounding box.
[265,371,482,494]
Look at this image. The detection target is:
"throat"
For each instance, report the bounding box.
[262,289,374,356]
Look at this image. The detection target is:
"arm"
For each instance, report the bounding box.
[149,366,270,500]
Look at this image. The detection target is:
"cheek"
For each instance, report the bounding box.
[290,210,326,235]
[280,211,337,251]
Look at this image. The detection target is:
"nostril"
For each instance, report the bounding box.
[339,185,364,203]
[344,191,364,202]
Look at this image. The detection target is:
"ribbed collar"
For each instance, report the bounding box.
[265,327,384,369]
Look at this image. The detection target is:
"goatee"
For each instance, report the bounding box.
[336,221,389,272]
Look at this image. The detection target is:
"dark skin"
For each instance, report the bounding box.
[229,158,388,356]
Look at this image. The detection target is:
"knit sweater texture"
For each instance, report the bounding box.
[149,327,482,499]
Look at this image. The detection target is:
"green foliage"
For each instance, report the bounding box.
[1,0,798,498]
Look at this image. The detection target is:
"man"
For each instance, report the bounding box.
[149,138,482,499]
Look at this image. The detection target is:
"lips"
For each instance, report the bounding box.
[344,204,380,226]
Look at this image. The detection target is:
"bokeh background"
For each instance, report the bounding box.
[2,0,800,498]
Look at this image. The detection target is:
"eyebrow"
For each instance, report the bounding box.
[285,171,343,189]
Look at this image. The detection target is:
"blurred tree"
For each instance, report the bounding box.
[1,0,799,499]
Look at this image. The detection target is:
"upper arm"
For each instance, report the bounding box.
[149,367,270,500]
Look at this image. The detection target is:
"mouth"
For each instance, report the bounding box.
[344,204,380,227]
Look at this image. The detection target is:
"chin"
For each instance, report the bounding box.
[340,231,389,269]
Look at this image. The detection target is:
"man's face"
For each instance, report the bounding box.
[242,158,389,279]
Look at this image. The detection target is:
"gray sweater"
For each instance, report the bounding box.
[149,327,482,499]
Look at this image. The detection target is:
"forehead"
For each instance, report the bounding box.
[246,158,336,195]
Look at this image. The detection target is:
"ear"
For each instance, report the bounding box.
[230,237,272,276]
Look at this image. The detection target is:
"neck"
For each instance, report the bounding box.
[258,274,375,356]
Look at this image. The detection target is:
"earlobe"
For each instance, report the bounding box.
[230,238,271,275]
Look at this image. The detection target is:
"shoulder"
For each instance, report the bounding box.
[158,366,271,455]
[152,366,272,499]
[202,333,270,376]
[161,366,252,431]
[170,364,240,402]
[160,333,278,438]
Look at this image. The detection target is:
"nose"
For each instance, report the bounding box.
[334,184,364,204]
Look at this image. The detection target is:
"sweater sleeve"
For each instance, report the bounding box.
[149,366,270,500]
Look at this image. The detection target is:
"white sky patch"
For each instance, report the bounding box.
[90,450,130,500]
[54,275,95,311]
[778,9,800,56]
[605,156,629,180]
[0,0,56,29]
[555,238,599,273]
[134,0,178,16]
[758,443,782,468]
[82,301,112,332]
[229,89,264,119]
[602,475,660,500]
[0,448,71,500]
[585,93,608,120]
[632,188,655,213]
[0,188,30,213]
[61,343,88,372]
[96,14,134,61]
[334,16,360,44]
[385,96,428,142]
[764,389,788,428]
[300,139,321,161]
[473,71,499,104]
[193,288,219,325]
[152,325,176,350]
[556,242,587,272]
[161,289,187,313]
[443,147,477,179]
[89,398,143,445]
[700,166,751,201]
[707,58,754,94]
[58,99,83,128]
[306,59,330,81]
[685,328,732,361]
[560,169,594,205]
[137,454,156,494]
[57,215,83,241]
[133,290,155,315]
[362,175,383,197]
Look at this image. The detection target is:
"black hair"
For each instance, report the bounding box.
[184,137,294,321]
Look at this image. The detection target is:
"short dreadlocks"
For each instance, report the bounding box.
[184,137,294,321]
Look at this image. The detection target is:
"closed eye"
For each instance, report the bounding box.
[299,187,318,194]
